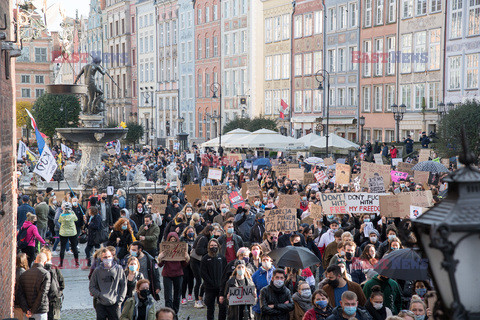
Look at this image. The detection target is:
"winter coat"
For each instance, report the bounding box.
[302,306,334,320]
[120,292,156,320]
[125,270,144,299]
[259,283,294,320]
[58,211,78,237]
[107,229,134,249]
[252,267,276,314]
[17,203,35,229]
[72,204,85,232]
[225,276,256,320]
[89,261,127,306]
[218,233,244,258]
[234,211,256,242]
[86,214,103,246]
[362,275,402,314]
[249,221,265,244]
[137,223,160,254]
[124,252,162,301]
[191,234,210,261]
[325,306,372,320]
[34,202,49,230]
[200,252,227,290]
[364,300,393,320]
[17,263,51,314]
[162,219,187,241]
[158,232,188,278]
[290,292,312,320]
[44,263,65,312]
[20,220,46,247]
[323,280,366,307]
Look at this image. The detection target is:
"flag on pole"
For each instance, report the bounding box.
[17,141,28,161]
[25,109,47,155]
[33,146,58,181]
[61,143,73,158]
[115,140,121,155]
[280,99,289,119]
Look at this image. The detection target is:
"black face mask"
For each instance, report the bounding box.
[102,197,107,200]
[210,247,218,253]
[345,252,353,260]
[140,289,150,299]
[293,242,302,247]
[327,279,339,288]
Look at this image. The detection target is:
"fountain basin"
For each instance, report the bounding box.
[57,127,128,144]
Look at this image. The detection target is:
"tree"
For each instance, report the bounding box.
[223,116,278,134]
[125,122,144,147]
[33,94,81,140]
[222,116,251,134]
[16,100,34,142]
[436,100,480,158]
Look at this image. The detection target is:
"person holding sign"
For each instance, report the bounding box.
[224,260,256,320]
[157,232,190,315]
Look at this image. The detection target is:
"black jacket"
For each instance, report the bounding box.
[325,306,372,320]
[249,221,265,244]
[107,229,134,249]
[259,283,294,320]
[220,259,256,297]
[200,253,227,290]
[218,234,244,258]
[225,277,256,320]
[72,204,85,232]
[125,252,161,301]
[17,263,51,314]
[44,263,65,310]
[86,214,103,246]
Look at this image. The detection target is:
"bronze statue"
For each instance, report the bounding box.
[74,56,106,115]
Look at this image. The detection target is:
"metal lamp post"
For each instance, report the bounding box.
[359,116,365,145]
[211,82,223,156]
[391,103,406,142]
[315,69,330,157]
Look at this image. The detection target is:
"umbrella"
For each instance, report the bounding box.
[253,158,271,168]
[373,249,428,281]
[412,161,449,173]
[304,157,324,165]
[268,246,320,269]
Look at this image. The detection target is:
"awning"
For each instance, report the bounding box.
[322,118,356,125]
[291,116,318,123]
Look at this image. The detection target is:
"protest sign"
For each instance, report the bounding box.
[391,171,409,183]
[320,193,346,215]
[228,286,256,306]
[186,153,195,162]
[159,242,188,261]
[379,193,411,217]
[353,175,361,192]
[185,184,202,202]
[309,183,319,192]
[397,162,415,177]
[274,164,289,177]
[288,168,305,182]
[392,158,403,167]
[270,159,279,166]
[54,191,67,202]
[407,190,434,208]
[414,171,429,186]
[151,194,169,213]
[304,172,316,185]
[202,185,228,202]
[410,205,427,220]
[368,174,386,193]
[344,193,385,214]
[324,158,334,166]
[418,149,432,162]
[428,173,440,186]
[208,168,223,180]
[278,194,300,209]
[374,153,383,164]
[336,158,346,164]
[228,189,245,209]
[264,208,297,233]
[309,203,323,219]
[315,171,327,183]
[335,164,351,186]
[360,161,391,190]
[242,181,262,199]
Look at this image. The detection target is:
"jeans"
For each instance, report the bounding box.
[163,275,183,314]
[52,236,69,252]
[38,227,47,240]
[204,288,220,320]
[95,303,120,320]
[60,235,79,266]
[85,244,99,266]
[190,258,203,300]
[182,264,195,298]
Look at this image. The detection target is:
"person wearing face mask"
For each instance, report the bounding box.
[200,239,227,320]
[409,298,432,320]
[303,289,333,320]
[127,242,162,301]
[251,255,275,318]
[213,203,232,226]
[325,291,372,320]
[323,265,366,308]
[377,225,399,259]
[412,280,431,300]
[364,285,392,320]
[190,225,214,308]
[71,196,85,237]
[203,201,219,224]
[182,204,194,224]
[124,257,144,300]
[290,281,313,320]
[180,227,196,305]
[120,279,156,320]
[318,220,340,256]
[259,231,278,255]
[41,248,65,320]
[363,273,402,314]
[120,208,139,234]
[224,260,256,320]
[58,202,80,268]
[110,196,122,225]
[130,203,147,233]
[218,221,244,263]
[233,204,257,242]
[299,193,309,212]
[137,215,160,257]
[162,212,187,241]
[98,193,113,228]
[84,207,103,268]
[259,268,294,320]
[360,229,381,252]
[249,244,263,271]
[89,248,127,320]
[249,212,266,244]
[18,212,46,266]
[107,218,134,260]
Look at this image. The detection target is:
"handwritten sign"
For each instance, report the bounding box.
[151,194,169,213]
[379,193,411,217]
[309,203,323,219]
[361,161,391,190]
[228,286,256,305]
[288,168,305,182]
[274,164,289,177]
[264,208,297,233]
[392,158,403,167]
[335,164,351,185]
[414,171,429,186]
[406,190,434,208]
[374,153,383,164]
[201,185,228,202]
[242,181,262,199]
[368,175,386,193]
[391,171,409,183]
[315,171,327,183]
[344,193,386,214]
[278,194,300,209]
[185,184,202,202]
[418,149,432,162]
[160,242,188,261]
[304,172,316,185]
[208,168,223,180]
[397,162,415,177]
[324,158,334,166]
[320,193,346,215]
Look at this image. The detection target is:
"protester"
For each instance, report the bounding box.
[290,280,312,320]
[58,202,79,268]
[137,214,161,257]
[259,268,294,320]
[224,260,256,320]
[128,241,162,301]
[85,206,103,268]
[14,253,29,320]
[35,196,49,239]
[107,218,134,260]
[363,274,403,314]
[252,254,275,318]
[364,285,393,320]
[325,291,372,320]
[18,212,46,266]
[322,265,366,307]
[18,195,35,230]
[120,279,156,320]
[41,248,65,320]
[303,289,333,320]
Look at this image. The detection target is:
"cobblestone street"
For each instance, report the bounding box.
[56,244,207,320]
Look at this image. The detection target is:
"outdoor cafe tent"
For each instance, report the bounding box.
[231,128,305,150]
[201,128,251,148]
[298,132,359,154]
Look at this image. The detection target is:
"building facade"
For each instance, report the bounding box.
[130,1,138,123]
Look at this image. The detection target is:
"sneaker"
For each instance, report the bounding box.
[194,301,201,308]
[181,298,187,305]
[187,294,193,302]
[52,251,59,256]
[66,251,73,256]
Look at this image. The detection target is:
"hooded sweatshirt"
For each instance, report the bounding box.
[89,261,127,306]
[158,232,188,277]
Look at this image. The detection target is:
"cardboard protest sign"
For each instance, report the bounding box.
[335,163,351,185]
[407,190,434,208]
[201,185,228,202]
[324,158,334,166]
[392,158,403,167]
[264,208,297,233]
[320,193,346,215]
[228,189,245,209]
[159,242,188,261]
[274,164,289,177]
[242,181,262,199]
[360,161,391,190]
[428,173,440,186]
[397,162,415,177]
[304,172,316,185]
[228,286,256,305]
[288,168,305,182]
[368,175,386,193]
[374,153,383,164]
[414,171,429,186]
[336,158,346,164]
[288,163,299,168]
[208,168,223,180]
[185,184,202,202]
[391,171,409,183]
[151,194,169,213]
[379,193,411,217]
[309,203,323,219]
[278,194,300,209]
[315,171,327,183]
[410,205,427,220]
[418,149,432,162]
[270,159,280,166]
[54,191,67,202]
[344,193,385,214]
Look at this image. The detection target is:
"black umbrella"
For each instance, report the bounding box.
[374,248,428,281]
[268,246,320,269]
[412,161,449,173]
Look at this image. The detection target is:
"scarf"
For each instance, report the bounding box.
[292,292,312,312]
[365,301,387,320]
[314,305,333,319]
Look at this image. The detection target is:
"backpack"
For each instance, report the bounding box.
[17,225,33,250]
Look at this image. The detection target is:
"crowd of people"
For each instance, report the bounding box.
[14,143,444,320]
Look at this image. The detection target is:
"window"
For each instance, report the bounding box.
[34,48,47,62]
[388,0,396,22]
[416,0,427,15]
[375,0,383,25]
[265,18,272,43]
[205,38,210,58]
[274,16,281,41]
[313,90,322,112]
[197,37,202,59]
[329,88,335,105]
[401,85,412,108]
[414,83,425,110]
[339,6,347,29]
[265,56,272,80]
[385,130,395,142]
[362,86,371,112]
[198,112,203,137]
[314,51,322,73]
[232,32,237,54]
[282,14,290,39]
[414,31,426,72]
[363,40,371,77]
[374,38,383,76]
[338,48,345,72]
[294,15,302,38]
[21,75,30,83]
[373,85,382,111]
[451,0,462,38]
[348,87,356,105]
[181,43,186,62]
[241,31,246,53]
[188,41,193,61]
[241,0,247,14]
[349,46,358,71]
[328,8,336,31]
[35,75,44,84]
[166,22,171,46]
[205,73,210,97]
[224,34,229,55]
[337,88,345,106]
[35,89,44,98]
[213,5,218,20]
[364,0,372,27]
[145,63,150,82]
[282,53,290,79]
[205,6,210,23]
[304,90,312,112]
[265,91,272,115]
[304,53,312,75]
[314,11,323,34]
[295,54,302,76]
[386,36,396,75]
[328,49,336,72]
[304,13,313,36]
[232,0,238,16]
[401,34,412,73]
[140,64,144,82]
[469,0,480,35]
[189,74,194,98]
[197,72,203,97]
[402,0,413,18]
[173,22,177,45]
[466,54,479,89]
[431,0,441,12]
[198,8,202,24]
[21,88,30,98]
[373,129,382,141]
[294,91,302,112]
[273,55,281,79]
[350,3,358,27]
[427,82,440,109]
[429,29,441,70]
[386,84,395,111]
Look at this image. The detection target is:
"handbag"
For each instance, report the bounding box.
[78,232,88,244]
[94,221,109,245]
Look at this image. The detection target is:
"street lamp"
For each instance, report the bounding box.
[315,69,330,157]
[211,82,223,156]
[359,116,365,145]
[141,87,153,150]
[412,131,480,320]
[391,103,406,142]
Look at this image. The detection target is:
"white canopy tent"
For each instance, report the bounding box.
[231,128,305,150]
[201,128,251,148]
[298,133,359,154]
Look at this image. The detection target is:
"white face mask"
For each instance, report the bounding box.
[373,302,383,310]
